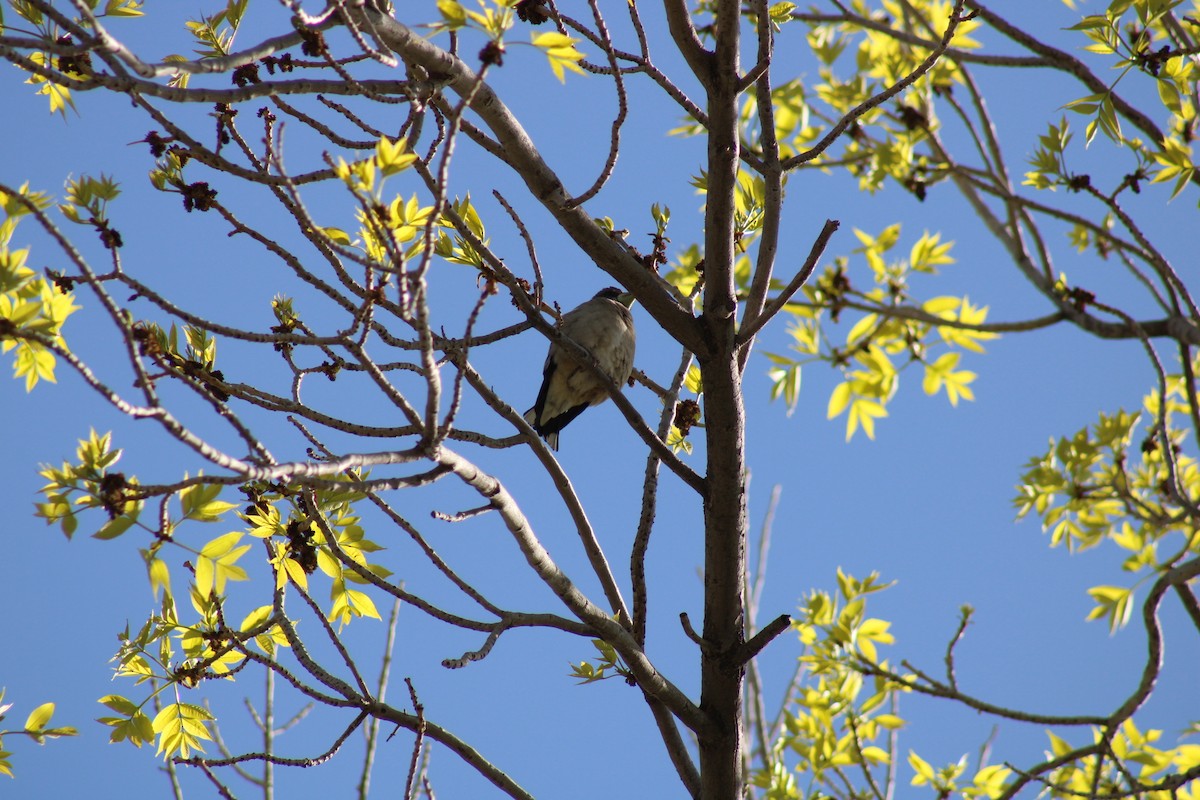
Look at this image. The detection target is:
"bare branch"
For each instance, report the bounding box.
[437,446,711,735]
[737,218,840,346]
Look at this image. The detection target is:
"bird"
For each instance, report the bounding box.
[524,287,637,450]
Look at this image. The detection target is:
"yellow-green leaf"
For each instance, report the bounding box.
[532,31,586,83]
[24,702,54,732]
[195,531,251,596]
[1086,584,1134,633]
[320,226,352,246]
[827,381,852,419]
[151,702,213,760]
[375,136,416,176]
[281,556,309,590]
[909,750,935,785]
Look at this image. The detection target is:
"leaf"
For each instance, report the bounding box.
[1086,585,1134,633]
[346,587,381,620]
[329,578,382,626]
[98,695,138,716]
[151,703,213,760]
[908,231,955,272]
[375,136,416,176]
[860,745,890,764]
[767,1,796,27]
[1047,730,1073,757]
[846,396,887,440]
[923,351,977,406]
[827,381,852,420]
[15,343,56,390]
[1151,136,1195,200]
[23,702,54,732]
[845,313,878,346]
[147,556,171,599]
[243,504,284,539]
[104,0,145,17]
[855,617,893,662]
[25,53,76,116]
[320,226,351,246]
[179,484,237,522]
[971,764,1012,798]
[923,295,960,316]
[909,751,936,785]
[532,31,585,82]
[934,295,998,353]
[280,556,309,590]
[768,365,802,416]
[194,531,251,596]
[94,514,136,540]
[98,706,155,747]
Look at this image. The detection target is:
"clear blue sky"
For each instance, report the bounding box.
[2,1,1197,798]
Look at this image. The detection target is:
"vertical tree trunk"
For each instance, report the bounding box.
[698,1,747,797]
[698,355,749,800]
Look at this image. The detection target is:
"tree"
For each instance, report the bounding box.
[1,0,1199,797]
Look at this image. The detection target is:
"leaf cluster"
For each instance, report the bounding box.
[1015,356,1200,632]
[759,224,992,440]
[0,185,79,390]
[1044,720,1200,800]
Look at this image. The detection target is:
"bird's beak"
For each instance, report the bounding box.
[617,291,636,308]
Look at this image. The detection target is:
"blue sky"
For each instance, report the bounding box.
[2,1,1198,798]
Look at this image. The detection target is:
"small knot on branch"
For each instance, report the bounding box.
[431,504,494,522]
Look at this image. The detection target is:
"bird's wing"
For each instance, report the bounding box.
[528,347,558,428]
[530,343,593,432]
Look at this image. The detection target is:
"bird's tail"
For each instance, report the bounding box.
[523,408,559,451]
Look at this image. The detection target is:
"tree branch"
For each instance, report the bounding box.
[437,446,712,735]
[783,0,967,170]
[737,218,839,346]
[353,5,706,355]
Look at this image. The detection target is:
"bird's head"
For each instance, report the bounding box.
[595,286,636,308]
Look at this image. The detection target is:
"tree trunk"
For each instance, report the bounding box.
[698,354,749,799]
[698,1,748,797]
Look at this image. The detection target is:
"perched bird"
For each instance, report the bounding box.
[524,287,636,450]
